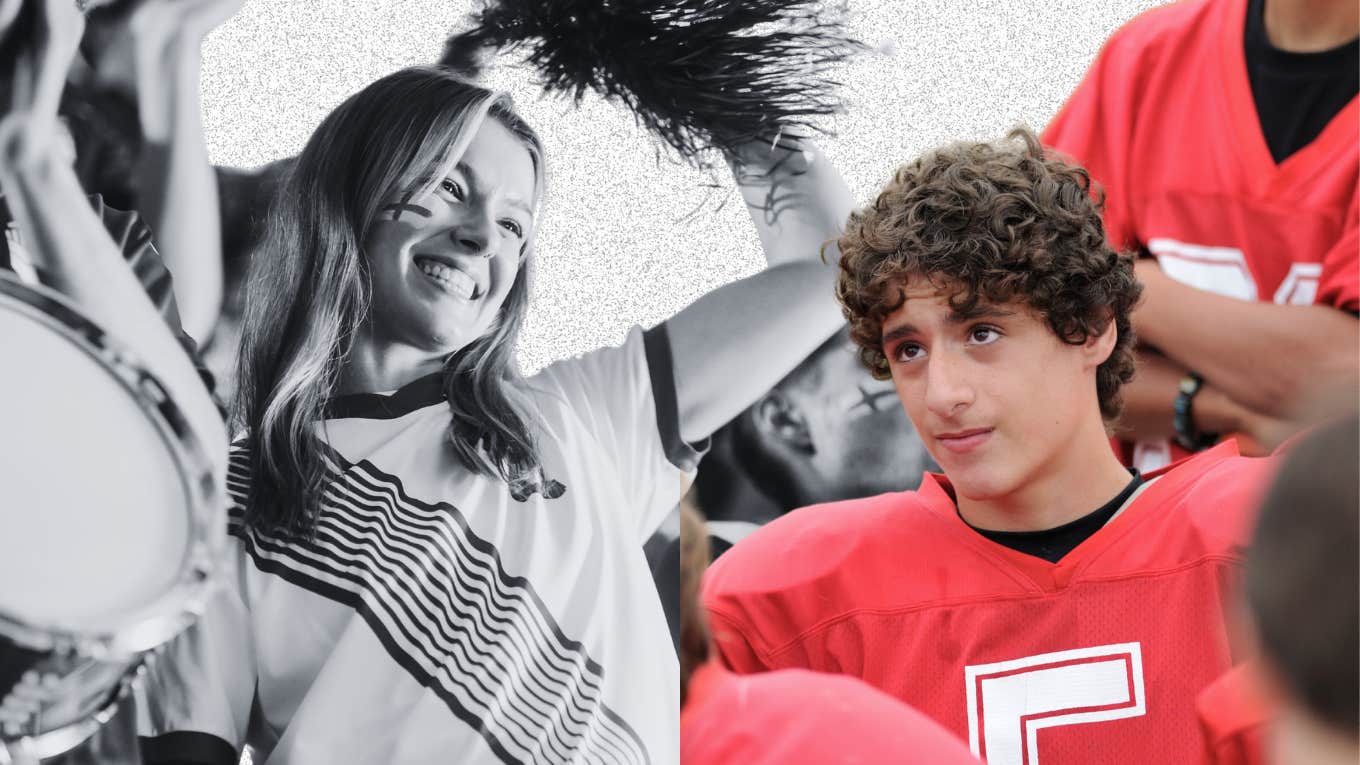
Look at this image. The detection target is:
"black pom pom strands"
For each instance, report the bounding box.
[440,0,865,168]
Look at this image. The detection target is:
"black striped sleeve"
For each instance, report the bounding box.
[139,731,239,765]
[643,324,709,472]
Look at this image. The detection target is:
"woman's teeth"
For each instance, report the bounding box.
[416,258,477,299]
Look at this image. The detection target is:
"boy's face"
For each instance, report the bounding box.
[879,281,1111,504]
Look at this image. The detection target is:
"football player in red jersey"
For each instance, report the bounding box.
[703,128,1279,765]
[1043,0,1358,471]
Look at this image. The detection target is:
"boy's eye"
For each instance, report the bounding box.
[895,343,925,362]
[441,179,464,199]
[499,220,524,238]
[969,326,1000,344]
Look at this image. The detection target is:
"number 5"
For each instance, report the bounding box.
[965,642,1146,764]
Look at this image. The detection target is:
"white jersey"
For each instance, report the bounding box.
[138,327,694,765]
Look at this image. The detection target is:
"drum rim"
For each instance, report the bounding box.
[0,274,227,656]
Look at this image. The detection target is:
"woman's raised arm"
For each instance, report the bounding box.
[665,139,852,443]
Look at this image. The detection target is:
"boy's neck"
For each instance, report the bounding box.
[1264,0,1359,52]
[956,416,1134,533]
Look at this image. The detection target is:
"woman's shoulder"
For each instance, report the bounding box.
[528,325,649,388]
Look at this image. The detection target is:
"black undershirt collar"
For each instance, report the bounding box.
[1244,0,1359,163]
[962,469,1143,564]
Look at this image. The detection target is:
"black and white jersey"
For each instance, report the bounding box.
[138,327,695,765]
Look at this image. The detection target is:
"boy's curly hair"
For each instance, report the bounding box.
[834,127,1142,421]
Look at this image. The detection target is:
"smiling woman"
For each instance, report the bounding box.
[231,71,551,538]
[134,65,852,765]
[360,122,535,366]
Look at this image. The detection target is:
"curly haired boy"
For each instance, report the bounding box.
[704,129,1279,765]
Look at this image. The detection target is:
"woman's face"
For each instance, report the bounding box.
[362,118,537,358]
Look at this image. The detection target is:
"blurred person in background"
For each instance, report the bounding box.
[0,0,241,412]
[78,0,291,395]
[0,0,230,427]
[23,0,288,386]
[56,0,248,342]
[1197,412,1358,765]
[1043,0,1358,470]
[0,3,236,762]
[695,328,937,556]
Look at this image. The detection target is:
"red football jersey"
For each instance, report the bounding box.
[1197,663,1272,765]
[681,662,980,764]
[703,442,1275,765]
[1043,0,1358,313]
[1044,0,1358,471]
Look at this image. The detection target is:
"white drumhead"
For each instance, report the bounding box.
[0,304,190,633]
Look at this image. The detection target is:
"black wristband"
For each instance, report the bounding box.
[1173,372,1218,451]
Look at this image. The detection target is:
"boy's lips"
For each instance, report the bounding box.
[935,427,994,454]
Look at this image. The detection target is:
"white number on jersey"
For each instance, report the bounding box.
[1137,238,1322,471]
[1148,237,1322,305]
[1148,238,1257,301]
[1273,262,1323,305]
[964,642,1146,764]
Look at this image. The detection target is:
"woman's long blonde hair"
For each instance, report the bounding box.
[235,67,547,537]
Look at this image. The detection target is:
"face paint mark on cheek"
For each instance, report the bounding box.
[384,189,433,222]
[849,386,899,415]
[382,202,434,221]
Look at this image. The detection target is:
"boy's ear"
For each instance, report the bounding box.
[1085,311,1119,369]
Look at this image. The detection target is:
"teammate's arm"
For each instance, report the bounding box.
[1117,350,1296,454]
[1132,258,1359,419]
[667,140,851,443]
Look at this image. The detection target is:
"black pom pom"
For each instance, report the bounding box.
[440,0,864,168]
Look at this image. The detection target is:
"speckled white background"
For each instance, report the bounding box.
[200,0,1163,374]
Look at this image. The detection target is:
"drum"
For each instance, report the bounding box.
[0,274,225,763]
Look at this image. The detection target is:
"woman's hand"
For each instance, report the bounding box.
[725,136,853,268]
[662,138,852,443]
